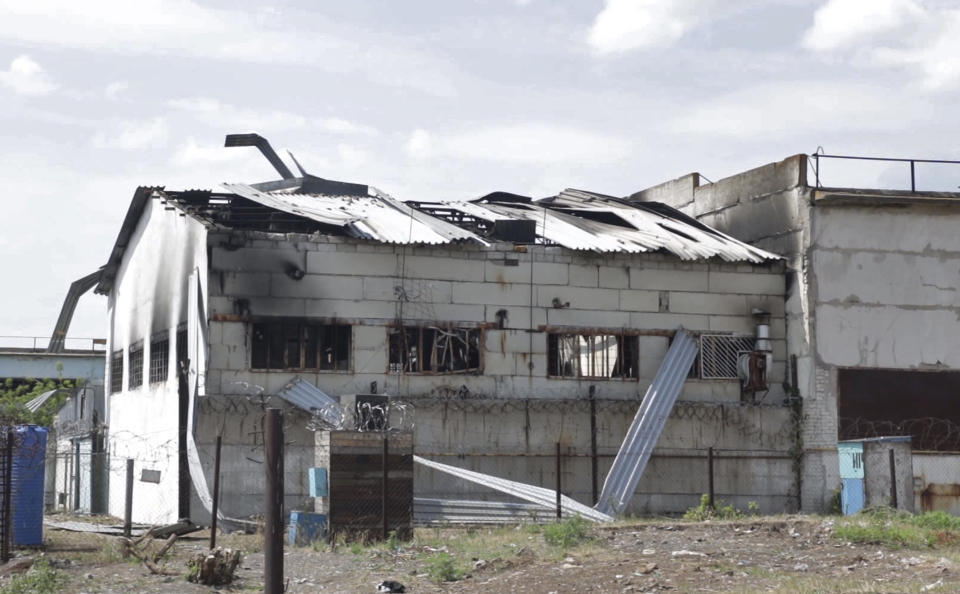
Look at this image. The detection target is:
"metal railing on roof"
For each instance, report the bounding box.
[0,336,106,352]
[811,151,960,193]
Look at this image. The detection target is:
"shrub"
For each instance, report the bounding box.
[542,516,592,548]
[683,494,742,521]
[426,552,464,583]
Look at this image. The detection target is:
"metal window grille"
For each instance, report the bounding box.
[251,320,351,371]
[149,338,169,384]
[129,345,144,389]
[547,333,638,379]
[110,350,123,394]
[388,326,481,374]
[699,334,755,379]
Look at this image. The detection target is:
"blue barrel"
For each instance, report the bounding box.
[11,426,47,546]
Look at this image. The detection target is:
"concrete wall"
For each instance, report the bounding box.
[204,232,795,514]
[105,197,207,524]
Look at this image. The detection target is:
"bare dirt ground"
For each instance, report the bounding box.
[8,515,960,593]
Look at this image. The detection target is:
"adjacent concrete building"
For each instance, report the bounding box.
[95,139,794,525]
[634,154,960,512]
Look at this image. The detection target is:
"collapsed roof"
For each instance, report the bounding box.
[95,135,779,294]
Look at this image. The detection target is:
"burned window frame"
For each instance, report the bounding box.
[388,325,483,375]
[109,350,123,394]
[128,342,144,390]
[547,331,639,380]
[250,318,352,372]
[149,333,169,384]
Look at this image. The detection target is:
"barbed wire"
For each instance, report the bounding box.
[840,416,960,451]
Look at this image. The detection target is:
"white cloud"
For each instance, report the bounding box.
[0,0,457,96]
[587,0,714,54]
[406,123,631,165]
[669,80,929,139]
[104,81,128,101]
[168,97,377,136]
[802,0,924,52]
[171,137,247,166]
[803,0,960,90]
[405,129,434,159]
[92,117,169,150]
[0,54,57,96]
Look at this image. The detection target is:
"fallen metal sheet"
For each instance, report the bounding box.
[25,388,66,413]
[414,455,612,523]
[595,328,699,516]
[223,182,486,246]
[414,498,557,525]
[274,377,343,429]
[44,520,148,537]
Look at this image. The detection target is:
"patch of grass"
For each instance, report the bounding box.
[834,508,960,548]
[425,552,465,584]
[542,516,592,549]
[683,494,743,521]
[0,559,66,594]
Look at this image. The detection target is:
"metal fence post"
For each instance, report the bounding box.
[123,458,134,538]
[555,442,562,520]
[210,435,222,550]
[708,447,715,509]
[889,448,898,509]
[264,409,284,594]
[382,435,389,541]
[589,386,598,505]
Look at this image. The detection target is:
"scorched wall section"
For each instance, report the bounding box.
[205,232,793,513]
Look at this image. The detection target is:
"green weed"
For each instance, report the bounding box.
[0,559,66,594]
[542,516,592,549]
[834,508,960,548]
[425,552,465,583]
[683,494,743,521]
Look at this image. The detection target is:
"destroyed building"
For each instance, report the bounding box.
[637,153,960,513]
[95,135,791,525]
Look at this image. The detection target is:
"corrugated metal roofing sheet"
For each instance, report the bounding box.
[595,328,699,516]
[223,182,486,246]
[217,178,779,262]
[274,378,344,429]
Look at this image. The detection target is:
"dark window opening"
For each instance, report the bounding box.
[110,350,123,394]
[150,337,169,384]
[389,326,481,374]
[838,369,960,452]
[176,328,187,374]
[547,333,638,380]
[251,319,351,371]
[128,344,144,389]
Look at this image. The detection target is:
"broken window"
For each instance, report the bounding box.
[149,335,169,384]
[547,333,638,379]
[128,343,144,389]
[251,319,351,371]
[389,326,482,374]
[110,350,123,394]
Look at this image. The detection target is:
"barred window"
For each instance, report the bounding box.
[547,333,638,380]
[389,326,481,374]
[110,350,123,394]
[129,343,144,389]
[251,319,351,371]
[698,334,755,379]
[149,336,169,384]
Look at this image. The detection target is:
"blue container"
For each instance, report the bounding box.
[11,426,47,546]
[288,511,327,546]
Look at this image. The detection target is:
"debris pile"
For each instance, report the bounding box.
[185,547,242,586]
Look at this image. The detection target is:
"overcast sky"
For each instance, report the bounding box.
[1,0,958,343]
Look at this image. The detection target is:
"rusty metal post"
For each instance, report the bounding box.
[264,409,284,594]
[1,428,13,563]
[708,447,715,509]
[123,458,134,538]
[555,442,562,520]
[910,160,916,193]
[382,435,389,541]
[209,435,222,550]
[889,448,898,509]
[589,386,598,505]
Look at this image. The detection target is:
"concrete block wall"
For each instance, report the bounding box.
[200,231,795,515]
